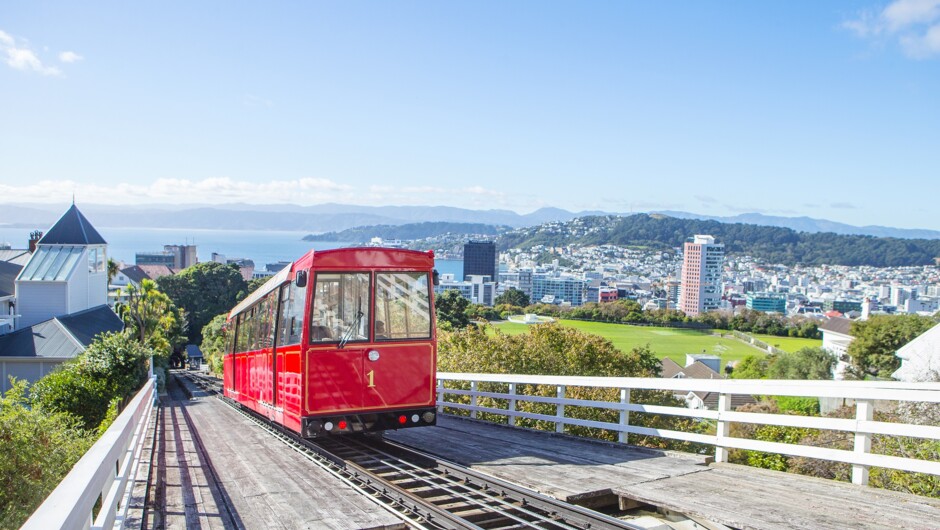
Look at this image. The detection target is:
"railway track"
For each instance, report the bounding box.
[180,372,642,530]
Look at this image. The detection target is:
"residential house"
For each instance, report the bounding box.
[893,323,940,382]
[14,204,108,329]
[661,357,756,410]
[0,305,123,392]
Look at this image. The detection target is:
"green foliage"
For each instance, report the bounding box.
[495,288,530,308]
[116,278,185,360]
[847,314,937,378]
[245,276,268,295]
[731,355,770,379]
[773,396,820,416]
[200,313,230,375]
[439,323,707,452]
[435,289,471,330]
[766,347,835,380]
[157,262,248,344]
[728,401,810,471]
[31,333,152,430]
[0,380,96,528]
[499,214,940,267]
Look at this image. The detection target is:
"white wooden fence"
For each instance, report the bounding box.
[22,376,157,530]
[436,373,940,486]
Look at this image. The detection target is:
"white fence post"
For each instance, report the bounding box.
[470,381,478,419]
[715,392,732,463]
[853,399,873,486]
[556,385,566,433]
[508,383,517,427]
[437,379,445,413]
[619,388,631,444]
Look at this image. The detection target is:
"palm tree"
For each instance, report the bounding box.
[107,258,119,285]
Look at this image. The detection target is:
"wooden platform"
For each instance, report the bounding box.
[387,416,940,529]
[141,374,405,529]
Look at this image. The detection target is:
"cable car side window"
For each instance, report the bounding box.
[375,272,431,340]
[310,272,371,344]
[277,278,306,346]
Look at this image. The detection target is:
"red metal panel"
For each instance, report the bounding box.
[362,343,436,409]
[309,248,433,270]
[305,347,363,413]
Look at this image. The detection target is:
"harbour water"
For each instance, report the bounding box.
[0,226,462,277]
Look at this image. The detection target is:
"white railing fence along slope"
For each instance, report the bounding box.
[436,373,940,487]
[23,376,157,530]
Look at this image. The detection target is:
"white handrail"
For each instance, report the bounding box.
[436,373,940,487]
[23,377,157,530]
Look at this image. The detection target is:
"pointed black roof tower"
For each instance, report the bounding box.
[38,204,107,245]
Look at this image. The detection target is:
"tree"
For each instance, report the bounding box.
[435,289,471,330]
[245,276,268,296]
[116,279,185,359]
[847,314,937,378]
[107,258,119,284]
[157,262,247,344]
[495,288,530,308]
[200,313,230,374]
[0,381,96,528]
[731,355,770,379]
[31,332,153,429]
[766,347,835,380]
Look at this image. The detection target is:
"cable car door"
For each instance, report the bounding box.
[362,271,435,410]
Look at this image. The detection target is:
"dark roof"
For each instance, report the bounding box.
[137,265,176,279]
[0,261,23,297]
[820,316,853,337]
[0,305,123,358]
[57,305,125,346]
[699,391,758,410]
[38,204,106,246]
[186,344,203,359]
[121,265,151,284]
[660,359,723,380]
[660,358,683,378]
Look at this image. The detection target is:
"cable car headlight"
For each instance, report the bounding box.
[422,412,435,423]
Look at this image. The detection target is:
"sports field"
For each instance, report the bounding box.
[491,320,818,365]
[747,333,823,353]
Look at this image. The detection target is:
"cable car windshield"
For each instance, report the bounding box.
[310,272,371,344]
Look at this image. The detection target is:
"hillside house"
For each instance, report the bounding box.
[14,204,109,330]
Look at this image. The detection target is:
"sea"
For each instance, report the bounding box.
[0,226,463,277]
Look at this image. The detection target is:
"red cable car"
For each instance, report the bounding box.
[223,247,438,437]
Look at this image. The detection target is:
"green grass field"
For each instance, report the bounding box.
[490,320,819,365]
[747,333,823,352]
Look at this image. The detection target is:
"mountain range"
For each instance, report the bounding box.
[1,203,937,240]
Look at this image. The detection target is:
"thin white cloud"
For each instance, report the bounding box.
[844,0,940,58]
[59,51,83,63]
[0,177,517,210]
[0,29,62,75]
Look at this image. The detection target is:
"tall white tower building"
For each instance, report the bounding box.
[679,235,724,317]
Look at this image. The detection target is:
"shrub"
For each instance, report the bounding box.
[0,380,95,528]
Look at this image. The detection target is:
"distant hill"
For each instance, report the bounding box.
[654,211,940,240]
[499,214,940,267]
[1,202,937,241]
[304,222,507,243]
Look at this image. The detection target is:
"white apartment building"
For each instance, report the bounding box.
[679,235,724,317]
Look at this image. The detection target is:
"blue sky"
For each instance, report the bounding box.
[1,1,938,230]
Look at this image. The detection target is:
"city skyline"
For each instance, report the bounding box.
[2,1,939,230]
